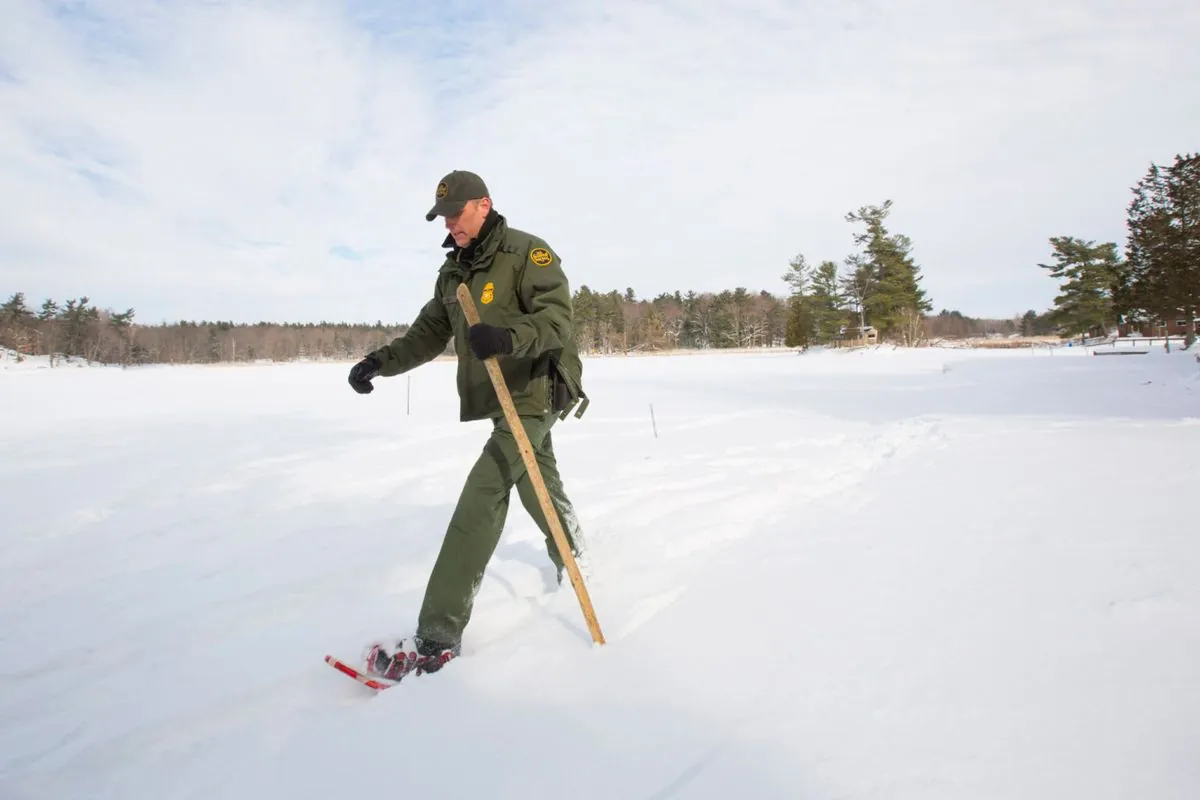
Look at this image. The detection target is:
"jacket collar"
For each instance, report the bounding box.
[441,209,506,270]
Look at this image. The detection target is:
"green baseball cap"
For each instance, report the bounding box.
[425,170,489,221]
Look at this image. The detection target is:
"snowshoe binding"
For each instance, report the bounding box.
[364,636,459,681]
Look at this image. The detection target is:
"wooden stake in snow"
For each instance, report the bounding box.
[455,283,605,646]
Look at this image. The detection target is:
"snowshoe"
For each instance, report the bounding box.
[363,636,459,681]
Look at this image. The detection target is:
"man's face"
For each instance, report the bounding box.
[445,198,491,247]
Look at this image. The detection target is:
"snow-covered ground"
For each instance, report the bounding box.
[1,345,1198,799]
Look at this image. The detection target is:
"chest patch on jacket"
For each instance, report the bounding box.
[481,281,495,304]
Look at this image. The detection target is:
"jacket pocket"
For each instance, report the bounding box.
[548,357,579,413]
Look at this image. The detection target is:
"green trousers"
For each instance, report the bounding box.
[416,413,583,649]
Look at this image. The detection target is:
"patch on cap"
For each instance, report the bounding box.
[435,181,448,199]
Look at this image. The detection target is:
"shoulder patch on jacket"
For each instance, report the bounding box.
[530,247,553,267]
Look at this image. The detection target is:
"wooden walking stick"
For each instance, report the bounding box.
[456,282,606,646]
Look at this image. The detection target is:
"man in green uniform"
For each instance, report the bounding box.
[346,170,588,680]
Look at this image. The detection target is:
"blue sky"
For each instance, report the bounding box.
[2,0,1198,325]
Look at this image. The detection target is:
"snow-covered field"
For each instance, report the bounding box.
[2,345,1198,799]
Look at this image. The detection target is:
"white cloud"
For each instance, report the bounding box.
[1,0,1197,323]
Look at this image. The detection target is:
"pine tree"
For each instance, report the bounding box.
[37,298,60,365]
[782,253,809,296]
[1021,310,1038,337]
[109,308,136,364]
[59,297,99,359]
[785,295,814,348]
[781,253,814,347]
[809,260,847,343]
[679,290,702,348]
[1,292,31,321]
[710,289,737,348]
[1038,236,1122,338]
[1,292,35,357]
[1125,152,1200,346]
[844,200,931,344]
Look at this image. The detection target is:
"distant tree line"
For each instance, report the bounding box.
[924,309,1057,340]
[1,288,796,364]
[0,284,1034,367]
[5,191,1084,366]
[571,286,790,353]
[1038,151,1199,347]
[0,294,412,366]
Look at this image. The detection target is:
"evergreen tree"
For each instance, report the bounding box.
[781,253,814,346]
[1038,236,1122,338]
[59,297,99,359]
[1125,152,1200,346]
[109,308,136,364]
[679,290,703,348]
[845,200,932,343]
[1,292,34,357]
[809,260,847,343]
[710,289,737,348]
[1021,310,1039,337]
[37,298,60,365]
[1,291,31,322]
[782,253,810,295]
[785,295,814,348]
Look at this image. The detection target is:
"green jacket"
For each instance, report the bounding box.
[369,211,587,422]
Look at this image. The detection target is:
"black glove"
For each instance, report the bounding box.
[467,323,513,359]
[348,354,382,394]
